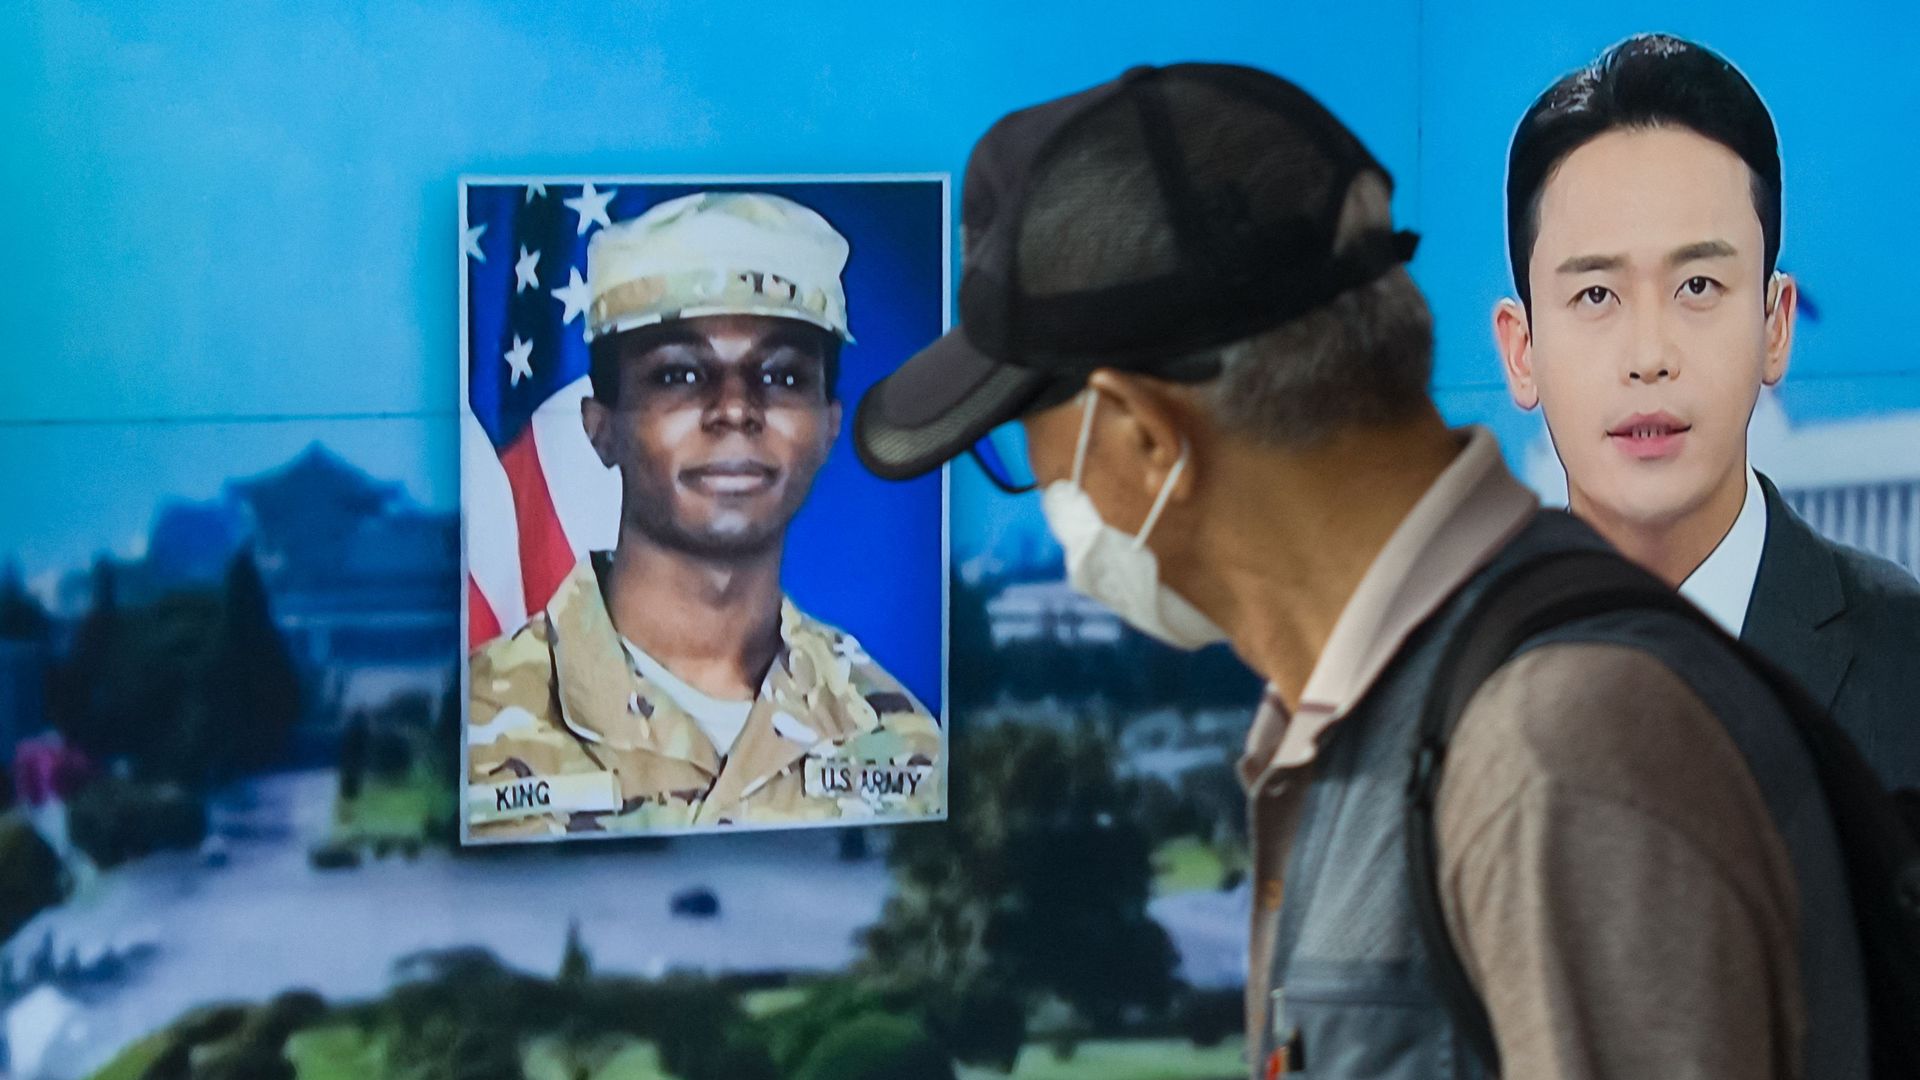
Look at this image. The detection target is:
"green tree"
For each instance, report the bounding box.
[793,1013,954,1080]
[1181,763,1249,848]
[338,711,370,801]
[47,557,133,760]
[0,814,63,942]
[764,978,937,1076]
[127,592,226,785]
[558,920,591,988]
[68,776,207,867]
[706,1030,781,1080]
[0,562,51,643]
[48,563,225,787]
[49,551,308,791]
[429,669,461,778]
[382,948,558,1079]
[861,725,1178,1060]
[423,670,463,844]
[366,729,416,783]
[212,551,303,776]
[188,991,327,1080]
[948,575,997,710]
[378,948,761,1080]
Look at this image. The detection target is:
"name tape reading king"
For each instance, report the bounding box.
[468,774,623,824]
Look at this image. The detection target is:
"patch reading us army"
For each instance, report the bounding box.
[467,773,622,824]
[803,759,934,804]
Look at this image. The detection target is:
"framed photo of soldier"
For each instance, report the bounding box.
[459,175,949,844]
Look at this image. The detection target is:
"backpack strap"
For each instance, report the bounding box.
[1405,548,1920,1077]
[1404,549,1682,1072]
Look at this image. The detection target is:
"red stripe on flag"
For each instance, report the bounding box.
[499,431,579,616]
[467,573,502,651]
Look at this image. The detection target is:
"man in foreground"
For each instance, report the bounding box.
[856,64,1865,1078]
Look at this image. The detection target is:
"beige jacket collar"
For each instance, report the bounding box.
[1240,428,1539,784]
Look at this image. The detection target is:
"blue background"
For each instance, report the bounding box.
[0,0,1419,588]
[462,178,947,711]
[7,1,1913,589]
[1414,3,1920,484]
[5,5,1919,1076]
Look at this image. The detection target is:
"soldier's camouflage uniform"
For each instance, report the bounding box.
[466,554,942,839]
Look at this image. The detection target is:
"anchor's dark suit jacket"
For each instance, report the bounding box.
[1746,473,1920,791]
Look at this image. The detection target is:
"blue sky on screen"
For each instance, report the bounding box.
[4,1,1916,587]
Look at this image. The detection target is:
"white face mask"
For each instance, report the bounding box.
[1039,392,1227,651]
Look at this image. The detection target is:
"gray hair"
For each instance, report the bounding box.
[1198,175,1434,448]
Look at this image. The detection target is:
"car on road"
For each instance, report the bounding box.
[669,886,720,918]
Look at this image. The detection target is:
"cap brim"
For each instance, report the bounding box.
[854,327,1054,481]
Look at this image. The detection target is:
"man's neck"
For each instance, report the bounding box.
[602,529,785,700]
[1571,464,1748,588]
[1188,411,1462,708]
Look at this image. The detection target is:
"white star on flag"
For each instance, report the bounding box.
[503,335,534,385]
[461,223,487,263]
[524,182,548,203]
[552,267,592,325]
[564,183,615,236]
[514,245,541,293]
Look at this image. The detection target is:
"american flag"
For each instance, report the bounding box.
[462,176,951,677]
[462,180,627,649]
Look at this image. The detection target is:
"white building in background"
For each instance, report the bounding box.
[1749,397,1920,578]
[1525,393,1920,580]
[3,984,82,1078]
[986,580,1122,647]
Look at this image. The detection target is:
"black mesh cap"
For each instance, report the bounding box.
[855,62,1420,480]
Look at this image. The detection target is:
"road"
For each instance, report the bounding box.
[0,769,1246,1079]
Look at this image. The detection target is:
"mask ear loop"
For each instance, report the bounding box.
[1071,390,1099,487]
[1133,440,1190,550]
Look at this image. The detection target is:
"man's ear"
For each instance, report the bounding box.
[825,400,844,452]
[1084,368,1191,502]
[1762,272,1796,387]
[581,397,618,469]
[1493,297,1540,410]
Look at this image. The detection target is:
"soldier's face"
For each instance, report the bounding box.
[583,315,840,558]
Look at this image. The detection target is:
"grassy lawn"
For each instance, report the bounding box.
[94,1003,1237,1080]
[593,1042,673,1080]
[280,1026,674,1080]
[85,1032,171,1080]
[285,1024,386,1080]
[96,1024,1239,1080]
[1151,837,1242,896]
[332,770,451,843]
[94,1025,386,1080]
[741,986,811,1018]
[525,1034,670,1080]
[959,1038,1246,1080]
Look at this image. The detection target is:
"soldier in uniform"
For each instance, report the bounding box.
[466,191,941,841]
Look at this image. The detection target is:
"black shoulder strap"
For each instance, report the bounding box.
[1404,550,1682,1071]
[1405,548,1920,1076]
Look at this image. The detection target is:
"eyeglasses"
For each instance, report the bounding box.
[969,425,1037,495]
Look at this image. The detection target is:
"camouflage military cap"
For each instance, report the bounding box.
[585,191,853,343]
